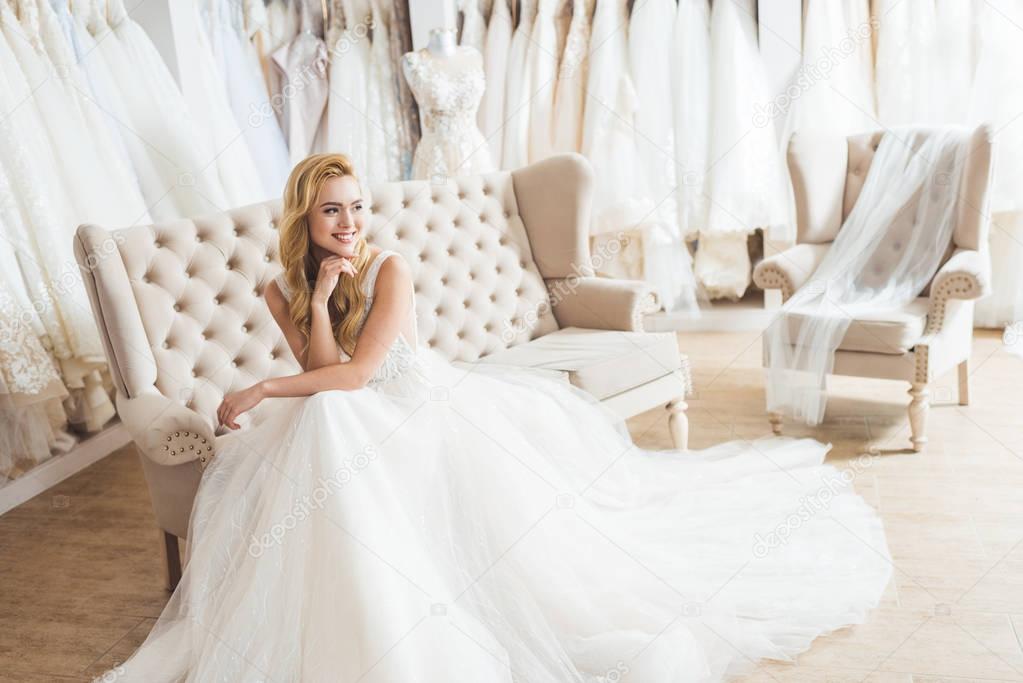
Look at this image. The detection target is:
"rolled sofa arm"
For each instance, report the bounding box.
[752,243,831,301]
[116,390,216,468]
[925,248,991,334]
[546,276,659,332]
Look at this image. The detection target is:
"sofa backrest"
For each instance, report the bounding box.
[74,161,579,419]
[788,124,995,250]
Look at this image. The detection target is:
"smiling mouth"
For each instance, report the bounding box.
[332,230,356,244]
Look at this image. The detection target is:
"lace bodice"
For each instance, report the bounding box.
[275,250,421,388]
[402,46,493,179]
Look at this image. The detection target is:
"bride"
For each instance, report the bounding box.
[107,155,892,682]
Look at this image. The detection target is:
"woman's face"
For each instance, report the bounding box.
[307,175,366,260]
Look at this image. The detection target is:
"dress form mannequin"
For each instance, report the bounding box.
[402,27,493,179]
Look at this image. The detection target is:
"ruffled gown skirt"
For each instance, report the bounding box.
[112,349,892,682]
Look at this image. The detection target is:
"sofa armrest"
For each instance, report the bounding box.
[752,243,831,301]
[925,248,991,334]
[546,276,659,332]
[116,391,216,468]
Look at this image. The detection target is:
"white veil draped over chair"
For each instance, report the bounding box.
[765,127,973,425]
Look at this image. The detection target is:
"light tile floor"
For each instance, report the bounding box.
[1,330,1021,682]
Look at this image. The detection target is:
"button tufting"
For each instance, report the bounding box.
[173,304,181,312]
[161,341,169,349]
[195,235,202,242]
[231,361,238,367]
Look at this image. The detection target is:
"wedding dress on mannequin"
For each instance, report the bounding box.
[526,0,559,162]
[403,30,493,180]
[107,249,891,682]
[480,0,511,166]
[696,0,789,300]
[502,0,536,169]
[550,0,593,155]
[672,0,710,240]
[766,128,970,425]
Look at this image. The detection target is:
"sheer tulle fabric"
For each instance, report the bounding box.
[765,127,971,425]
[108,254,892,682]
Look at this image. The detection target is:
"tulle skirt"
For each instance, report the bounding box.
[109,348,892,682]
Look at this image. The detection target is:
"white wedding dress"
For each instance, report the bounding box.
[109,249,892,682]
[480,0,512,167]
[404,45,493,180]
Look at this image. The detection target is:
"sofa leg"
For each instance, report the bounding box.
[908,382,930,452]
[666,399,689,451]
[768,412,783,435]
[958,360,970,406]
[161,529,182,592]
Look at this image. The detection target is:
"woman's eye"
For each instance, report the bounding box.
[354,205,363,212]
[325,208,337,215]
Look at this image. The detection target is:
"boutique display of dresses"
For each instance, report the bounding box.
[0,0,417,486]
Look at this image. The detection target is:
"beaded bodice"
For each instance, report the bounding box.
[402,46,485,146]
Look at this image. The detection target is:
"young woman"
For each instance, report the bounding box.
[109,154,891,682]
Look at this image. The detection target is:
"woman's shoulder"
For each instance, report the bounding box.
[365,249,411,297]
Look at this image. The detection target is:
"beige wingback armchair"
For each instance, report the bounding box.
[753,125,995,451]
[74,153,689,588]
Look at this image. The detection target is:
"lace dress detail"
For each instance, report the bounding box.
[402,45,493,179]
[274,250,422,389]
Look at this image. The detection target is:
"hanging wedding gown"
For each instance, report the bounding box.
[550,0,592,155]
[873,0,938,126]
[766,128,971,425]
[0,0,116,432]
[274,0,329,164]
[369,0,404,181]
[672,0,710,240]
[458,0,486,53]
[696,0,789,300]
[526,0,559,163]
[502,0,536,170]
[181,0,267,208]
[630,0,676,226]
[359,0,389,183]
[480,0,511,167]
[203,0,291,200]
[794,0,876,135]
[107,249,892,682]
[404,45,493,180]
[968,0,1023,330]
[82,0,232,217]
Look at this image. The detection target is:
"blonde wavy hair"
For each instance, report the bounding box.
[278,153,374,356]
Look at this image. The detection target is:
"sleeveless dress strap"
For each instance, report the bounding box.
[362,250,397,300]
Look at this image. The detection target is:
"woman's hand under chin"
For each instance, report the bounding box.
[217,382,266,430]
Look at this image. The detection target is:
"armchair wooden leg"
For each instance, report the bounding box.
[958,360,970,406]
[768,412,783,435]
[908,382,930,452]
[666,398,689,451]
[160,529,182,592]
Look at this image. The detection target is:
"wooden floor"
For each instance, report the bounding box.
[1,330,1022,682]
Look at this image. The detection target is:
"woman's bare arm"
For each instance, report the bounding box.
[261,256,412,396]
[264,280,342,371]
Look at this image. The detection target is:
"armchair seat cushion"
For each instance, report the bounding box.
[786,298,929,355]
[475,326,682,400]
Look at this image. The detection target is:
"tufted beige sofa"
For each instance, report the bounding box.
[74,153,689,588]
[753,125,995,451]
